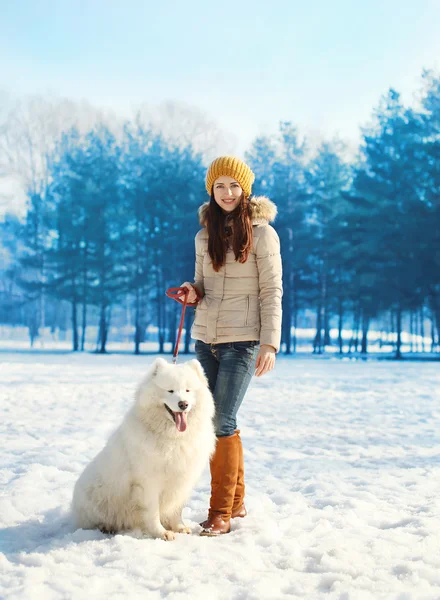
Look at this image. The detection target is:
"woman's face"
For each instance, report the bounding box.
[212,176,243,213]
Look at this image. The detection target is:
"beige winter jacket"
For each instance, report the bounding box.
[191,196,283,351]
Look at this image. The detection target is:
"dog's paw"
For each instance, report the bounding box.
[162,530,176,541]
[176,526,191,535]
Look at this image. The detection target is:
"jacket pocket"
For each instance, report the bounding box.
[244,295,250,326]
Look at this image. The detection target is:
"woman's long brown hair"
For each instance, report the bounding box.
[206,191,253,272]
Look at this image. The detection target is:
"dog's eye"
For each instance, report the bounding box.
[168,390,174,393]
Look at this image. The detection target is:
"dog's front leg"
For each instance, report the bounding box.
[132,483,175,541]
[165,508,191,535]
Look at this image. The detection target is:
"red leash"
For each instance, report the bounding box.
[166,286,200,363]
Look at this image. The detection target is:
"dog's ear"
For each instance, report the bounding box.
[149,357,168,378]
[186,359,208,385]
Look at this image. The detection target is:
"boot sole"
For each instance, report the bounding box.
[200,528,230,536]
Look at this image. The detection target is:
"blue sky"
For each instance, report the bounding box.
[1,0,440,153]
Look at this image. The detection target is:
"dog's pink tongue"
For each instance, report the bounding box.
[175,412,187,432]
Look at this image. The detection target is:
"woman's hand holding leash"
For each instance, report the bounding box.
[255,344,276,377]
[180,282,199,304]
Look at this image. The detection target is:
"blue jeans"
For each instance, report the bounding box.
[195,340,260,438]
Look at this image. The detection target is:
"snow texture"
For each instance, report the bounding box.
[1,352,440,600]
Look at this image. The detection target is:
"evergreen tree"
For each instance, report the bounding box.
[351,90,424,357]
[247,123,309,353]
[306,141,351,353]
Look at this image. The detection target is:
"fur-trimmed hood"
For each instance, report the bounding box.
[198,196,277,227]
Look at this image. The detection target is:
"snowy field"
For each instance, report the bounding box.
[1,352,440,600]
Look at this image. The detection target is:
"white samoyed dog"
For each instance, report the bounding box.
[71,357,216,540]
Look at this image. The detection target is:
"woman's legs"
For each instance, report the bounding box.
[195,340,259,436]
[210,341,259,437]
[195,340,259,535]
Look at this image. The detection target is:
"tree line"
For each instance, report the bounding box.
[1,72,439,357]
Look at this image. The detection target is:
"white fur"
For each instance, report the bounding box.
[71,358,216,541]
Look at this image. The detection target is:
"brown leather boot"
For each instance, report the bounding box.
[231,430,247,519]
[200,433,240,536]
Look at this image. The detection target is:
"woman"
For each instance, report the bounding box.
[181,156,282,536]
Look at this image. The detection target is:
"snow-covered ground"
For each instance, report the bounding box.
[1,352,440,600]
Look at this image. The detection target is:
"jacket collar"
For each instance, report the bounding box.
[198,196,277,227]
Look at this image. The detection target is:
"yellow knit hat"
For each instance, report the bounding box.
[205,156,255,198]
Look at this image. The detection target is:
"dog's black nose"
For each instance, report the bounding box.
[178,401,188,410]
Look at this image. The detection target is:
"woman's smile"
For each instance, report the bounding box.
[213,175,243,212]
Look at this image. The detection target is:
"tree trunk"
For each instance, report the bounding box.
[420,306,425,353]
[409,311,414,353]
[292,307,298,354]
[168,305,177,354]
[313,302,322,354]
[292,273,297,354]
[323,272,330,348]
[395,305,403,359]
[389,310,395,351]
[72,299,79,352]
[314,263,326,353]
[281,227,293,355]
[354,320,360,353]
[40,255,46,335]
[156,297,163,354]
[434,304,440,347]
[283,303,292,354]
[338,297,344,355]
[349,302,360,353]
[313,264,324,354]
[429,292,440,352]
[361,310,369,354]
[81,300,87,352]
[134,287,141,355]
[430,309,436,353]
[157,294,165,354]
[282,263,292,354]
[80,246,88,352]
[97,305,108,353]
[134,215,143,355]
[28,302,39,347]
